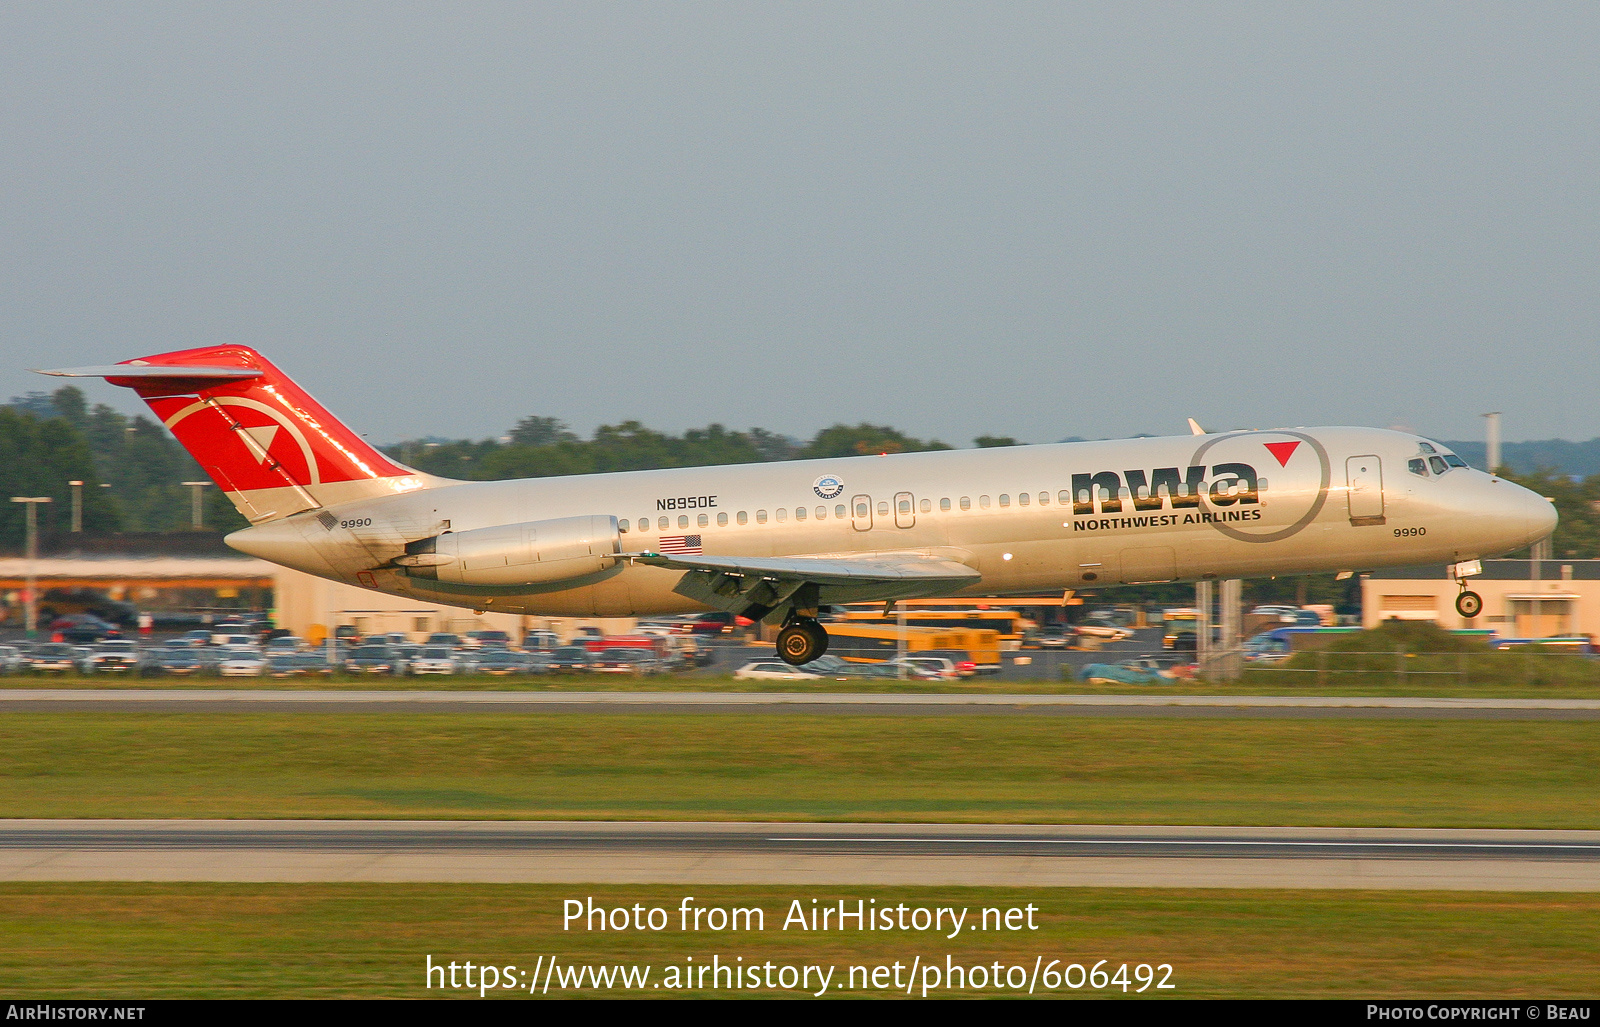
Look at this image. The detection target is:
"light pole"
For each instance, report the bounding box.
[181,481,209,530]
[10,497,52,638]
[68,481,83,533]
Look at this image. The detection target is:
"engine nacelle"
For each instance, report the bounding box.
[396,514,620,587]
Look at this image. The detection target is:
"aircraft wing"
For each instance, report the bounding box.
[623,550,981,621]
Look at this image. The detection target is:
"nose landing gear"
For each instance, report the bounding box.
[776,616,829,666]
[1450,559,1484,619]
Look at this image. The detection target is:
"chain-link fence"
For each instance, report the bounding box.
[1198,645,1600,688]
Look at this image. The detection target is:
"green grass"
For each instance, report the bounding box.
[4,712,1598,826]
[2,883,1595,998]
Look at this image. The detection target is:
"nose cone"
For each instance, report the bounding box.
[1520,482,1559,546]
[1473,475,1557,554]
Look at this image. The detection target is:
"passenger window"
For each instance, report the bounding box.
[1408,458,1428,477]
[919,498,931,513]
[717,512,728,527]
[1018,493,1029,507]
[737,511,748,525]
[678,515,689,529]
[960,497,971,511]
[815,507,826,520]
[877,501,889,516]
[775,508,787,523]
[999,494,1010,508]
[1429,456,1448,476]
[940,498,951,512]
[835,505,846,519]
[697,513,709,527]
[618,519,629,532]
[658,516,670,530]
[898,498,910,514]
[1039,492,1049,505]
[794,507,806,520]
[1058,490,1071,505]
[855,502,867,517]
[980,496,991,509]
[756,510,767,524]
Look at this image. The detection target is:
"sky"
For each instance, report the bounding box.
[1,3,1597,447]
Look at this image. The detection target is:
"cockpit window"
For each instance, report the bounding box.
[1443,454,1467,468]
[1408,458,1428,477]
[1429,456,1448,475]
[1418,442,1437,454]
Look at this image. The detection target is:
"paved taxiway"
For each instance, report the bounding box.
[5,821,1598,890]
[4,689,1599,718]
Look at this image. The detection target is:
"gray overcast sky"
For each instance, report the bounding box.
[2,3,1597,446]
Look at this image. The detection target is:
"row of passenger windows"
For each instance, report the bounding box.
[616,491,1079,532]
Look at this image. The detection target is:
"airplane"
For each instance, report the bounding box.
[37,345,1556,664]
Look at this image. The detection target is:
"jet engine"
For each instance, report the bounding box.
[394,514,620,586]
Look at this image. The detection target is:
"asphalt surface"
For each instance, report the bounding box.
[6,821,1599,889]
[4,688,1599,718]
[4,821,1597,861]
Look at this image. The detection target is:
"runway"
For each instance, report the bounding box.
[4,688,1600,718]
[4,820,1599,890]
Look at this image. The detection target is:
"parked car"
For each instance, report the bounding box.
[1075,618,1133,642]
[522,630,560,652]
[265,653,333,678]
[1079,656,1188,685]
[344,645,410,676]
[79,640,141,674]
[888,656,960,680]
[472,649,536,676]
[0,645,27,675]
[1030,626,1074,649]
[734,661,823,681]
[593,648,663,676]
[218,651,268,677]
[27,642,81,674]
[147,646,214,677]
[410,646,463,676]
[210,620,252,645]
[913,649,978,677]
[179,629,215,647]
[50,614,118,644]
[265,636,307,653]
[547,646,598,673]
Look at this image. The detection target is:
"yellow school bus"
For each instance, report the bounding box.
[837,608,1029,652]
[825,623,1003,670]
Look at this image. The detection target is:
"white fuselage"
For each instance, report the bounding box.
[227,427,1556,617]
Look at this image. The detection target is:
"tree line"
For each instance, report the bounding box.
[3,385,1597,564]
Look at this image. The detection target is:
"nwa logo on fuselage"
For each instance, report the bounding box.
[1070,463,1259,515]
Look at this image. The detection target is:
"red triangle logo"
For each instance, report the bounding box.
[1264,440,1300,467]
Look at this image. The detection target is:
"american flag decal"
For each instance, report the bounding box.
[658,535,703,555]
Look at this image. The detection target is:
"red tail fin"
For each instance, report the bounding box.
[93,346,438,521]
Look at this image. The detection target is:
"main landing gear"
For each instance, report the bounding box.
[777,616,829,666]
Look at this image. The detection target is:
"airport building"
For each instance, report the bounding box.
[1363,559,1600,639]
[0,550,633,642]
